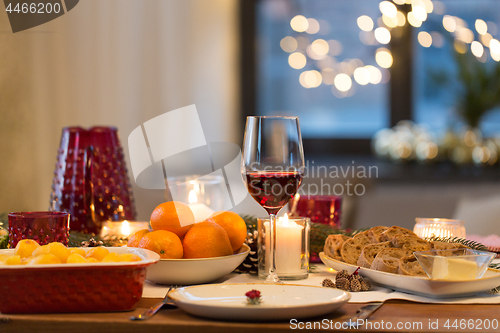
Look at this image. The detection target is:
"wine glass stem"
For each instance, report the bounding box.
[266,213,282,283]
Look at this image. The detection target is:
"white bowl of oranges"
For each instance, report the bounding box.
[127,202,251,285]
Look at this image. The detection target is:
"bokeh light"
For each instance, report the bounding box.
[291,15,309,32]
[374,27,391,44]
[431,32,444,48]
[306,18,320,34]
[454,40,467,54]
[490,39,500,54]
[375,48,393,68]
[328,40,343,56]
[354,67,370,85]
[418,31,432,47]
[407,11,422,27]
[412,4,427,21]
[334,74,352,92]
[366,65,382,84]
[288,52,307,69]
[321,68,336,85]
[357,15,374,31]
[359,31,376,45]
[280,36,297,53]
[396,11,406,26]
[443,15,456,32]
[471,41,484,58]
[382,14,398,28]
[311,39,329,56]
[305,70,322,88]
[481,33,493,48]
[475,19,488,35]
[456,27,474,44]
[379,1,397,18]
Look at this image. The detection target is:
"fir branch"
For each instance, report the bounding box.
[425,236,489,251]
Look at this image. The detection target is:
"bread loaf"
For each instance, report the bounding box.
[357,241,392,268]
[324,235,351,261]
[398,255,427,276]
[367,226,389,243]
[341,233,371,265]
[379,226,417,242]
[370,248,411,273]
[391,235,431,252]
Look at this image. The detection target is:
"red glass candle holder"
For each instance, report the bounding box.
[292,195,342,227]
[8,211,70,247]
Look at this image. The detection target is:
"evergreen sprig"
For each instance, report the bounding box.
[425,236,489,252]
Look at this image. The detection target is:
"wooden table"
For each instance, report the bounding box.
[1,298,499,333]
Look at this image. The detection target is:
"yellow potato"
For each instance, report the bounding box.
[27,253,61,265]
[86,247,109,261]
[5,255,22,265]
[101,252,122,262]
[86,257,98,263]
[14,239,40,258]
[69,248,86,257]
[66,253,89,264]
[32,244,51,257]
[47,242,71,263]
[120,253,142,262]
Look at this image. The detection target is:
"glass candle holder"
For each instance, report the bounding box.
[413,218,466,239]
[8,211,70,247]
[167,175,226,222]
[289,195,342,227]
[257,215,310,280]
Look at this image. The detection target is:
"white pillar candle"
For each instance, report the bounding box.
[265,214,304,274]
[188,190,215,222]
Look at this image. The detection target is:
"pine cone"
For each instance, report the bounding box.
[336,270,350,280]
[335,277,350,291]
[360,280,371,291]
[234,230,258,274]
[350,279,362,292]
[322,278,336,288]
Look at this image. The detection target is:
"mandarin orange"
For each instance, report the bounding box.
[207,211,247,252]
[127,229,150,247]
[138,230,183,259]
[150,201,195,239]
[182,221,233,259]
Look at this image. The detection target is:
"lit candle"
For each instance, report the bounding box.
[188,190,215,222]
[265,214,304,274]
[100,220,150,238]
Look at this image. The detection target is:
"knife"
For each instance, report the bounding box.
[343,302,384,328]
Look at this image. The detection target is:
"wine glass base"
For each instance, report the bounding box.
[264,272,283,284]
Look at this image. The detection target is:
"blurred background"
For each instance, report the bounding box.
[1,0,499,235]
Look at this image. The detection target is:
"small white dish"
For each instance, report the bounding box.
[168,283,350,321]
[146,244,250,285]
[320,252,500,298]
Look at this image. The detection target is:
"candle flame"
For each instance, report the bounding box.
[121,220,130,236]
[283,213,289,227]
[188,190,198,204]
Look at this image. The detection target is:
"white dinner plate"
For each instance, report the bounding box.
[320,252,500,298]
[168,283,350,321]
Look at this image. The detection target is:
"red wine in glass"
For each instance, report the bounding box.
[246,171,302,214]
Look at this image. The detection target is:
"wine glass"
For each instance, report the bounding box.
[242,116,305,283]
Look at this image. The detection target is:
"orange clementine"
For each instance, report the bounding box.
[150,201,195,239]
[127,229,150,247]
[207,211,247,252]
[138,230,183,259]
[182,221,233,259]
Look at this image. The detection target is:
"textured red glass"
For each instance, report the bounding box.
[50,127,136,234]
[291,195,342,263]
[8,211,70,247]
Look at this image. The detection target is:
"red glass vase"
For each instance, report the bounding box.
[50,127,136,234]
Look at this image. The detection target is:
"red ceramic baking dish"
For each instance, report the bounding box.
[0,247,160,314]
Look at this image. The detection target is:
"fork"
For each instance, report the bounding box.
[130,285,177,321]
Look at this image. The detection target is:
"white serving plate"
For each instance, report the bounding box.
[320,252,500,298]
[146,244,250,285]
[168,283,350,321]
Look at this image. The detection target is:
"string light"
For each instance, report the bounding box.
[471,41,484,58]
[291,15,309,32]
[288,52,307,69]
[280,36,297,53]
[374,27,391,44]
[334,73,352,92]
[475,19,488,35]
[306,18,320,34]
[418,31,432,47]
[407,12,422,27]
[375,48,393,68]
[354,67,370,85]
[357,15,374,31]
[442,15,456,32]
[311,39,329,56]
[379,1,397,18]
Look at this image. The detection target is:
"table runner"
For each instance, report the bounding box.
[142,263,500,304]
